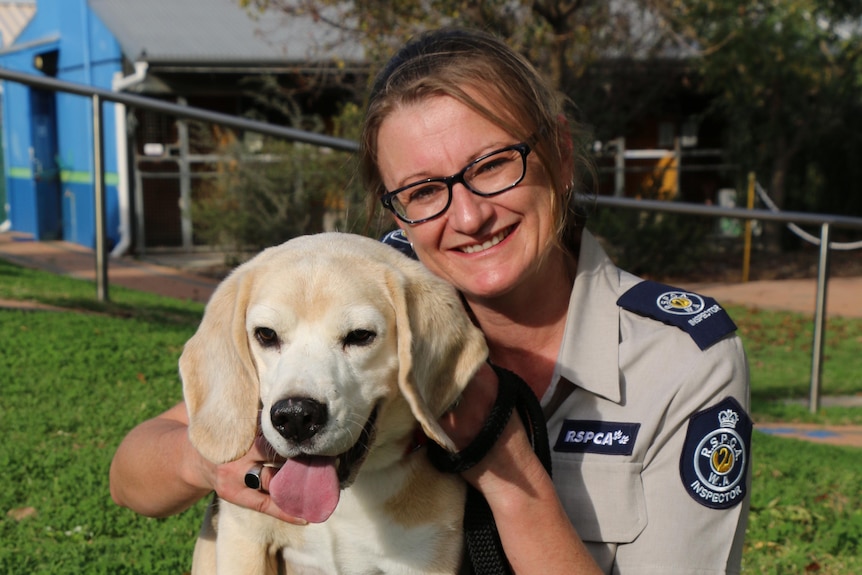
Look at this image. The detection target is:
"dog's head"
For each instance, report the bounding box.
[180,232,487,519]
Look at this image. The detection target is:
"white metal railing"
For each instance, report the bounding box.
[594,195,862,413]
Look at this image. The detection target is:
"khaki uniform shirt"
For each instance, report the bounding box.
[543,230,751,574]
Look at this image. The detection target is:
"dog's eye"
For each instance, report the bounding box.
[254,327,279,347]
[342,329,376,348]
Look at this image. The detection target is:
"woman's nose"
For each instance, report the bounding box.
[447,184,492,233]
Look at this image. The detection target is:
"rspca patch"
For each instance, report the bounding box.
[680,397,751,510]
[617,280,737,350]
[554,420,640,455]
[379,229,417,259]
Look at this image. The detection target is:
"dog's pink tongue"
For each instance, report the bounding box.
[269,456,340,523]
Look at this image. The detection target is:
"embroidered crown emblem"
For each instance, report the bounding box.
[718,409,739,429]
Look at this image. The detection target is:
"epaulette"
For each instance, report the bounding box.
[616,280,737,351]
[379,229,417,260]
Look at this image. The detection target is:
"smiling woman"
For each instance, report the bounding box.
[360,27,752,575]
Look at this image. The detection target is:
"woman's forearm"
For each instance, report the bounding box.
[109,402,213,517]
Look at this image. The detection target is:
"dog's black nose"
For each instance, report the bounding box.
[270,397,328,443]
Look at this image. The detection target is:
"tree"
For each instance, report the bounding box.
[236,0,691,142]
[235,0,862,252]
[666,0,862,247]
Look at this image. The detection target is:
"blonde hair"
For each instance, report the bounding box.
[361,27,593,255]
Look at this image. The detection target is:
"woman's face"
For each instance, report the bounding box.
[376,93,558,302]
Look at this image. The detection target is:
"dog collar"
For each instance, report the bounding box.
[406,427,428,456]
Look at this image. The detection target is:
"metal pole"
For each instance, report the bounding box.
[673,137,681,199]
[614,137,625,197]
[808,223,831,413]
[742,173,755,282]
[177,98,193,250]
[92,94,109,302]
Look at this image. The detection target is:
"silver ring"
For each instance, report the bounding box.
[244,463,264,490]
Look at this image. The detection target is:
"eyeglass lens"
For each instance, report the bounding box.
[389,145,526,223]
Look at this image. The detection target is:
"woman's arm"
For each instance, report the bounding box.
[109,402,208,517]
[109,401,303,524]
[441,365,603,575]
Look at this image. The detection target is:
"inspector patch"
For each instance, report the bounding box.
[617,280,737,350]
[680,397,752,510]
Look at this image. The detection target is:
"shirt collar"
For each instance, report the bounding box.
[552,229,624,404]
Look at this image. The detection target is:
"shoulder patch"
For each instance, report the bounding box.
[617,280,737,350]
[379,229,417,259]
[679,397,752,510]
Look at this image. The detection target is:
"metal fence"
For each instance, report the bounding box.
[1,67,861,413]
[594,195,862,413]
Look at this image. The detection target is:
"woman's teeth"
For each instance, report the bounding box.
[461,229,509,254]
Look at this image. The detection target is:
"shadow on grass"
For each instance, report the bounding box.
[40,296,204,327]
[0,257,204,328]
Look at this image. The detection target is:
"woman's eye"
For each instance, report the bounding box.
[405,183,445,204]
[343,329,376,348]
[473,156,511,177]
[254,327,279,347]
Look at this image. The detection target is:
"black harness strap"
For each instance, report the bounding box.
[427,364,552,575]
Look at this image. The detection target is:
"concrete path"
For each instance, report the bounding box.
[2,230,858,317]
[0,231,219,304]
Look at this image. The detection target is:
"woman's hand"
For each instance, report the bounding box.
[436,367,603,574]
[437,363,546,490]
[208,435,306,525]
[438,362,500,451]
[110,402,304,524]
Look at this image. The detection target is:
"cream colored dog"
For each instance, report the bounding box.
[180,232,488,574]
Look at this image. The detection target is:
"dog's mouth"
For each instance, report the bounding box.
[335,404,378,486]
[268,405,378,524]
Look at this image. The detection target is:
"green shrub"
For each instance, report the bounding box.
[588,206,712,278]
[191,104,368,262]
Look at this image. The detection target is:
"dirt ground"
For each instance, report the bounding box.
[660,245,862,284]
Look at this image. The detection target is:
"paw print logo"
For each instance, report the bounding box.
[614,431,630,444]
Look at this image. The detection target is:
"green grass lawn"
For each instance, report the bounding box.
[1,258,860,573]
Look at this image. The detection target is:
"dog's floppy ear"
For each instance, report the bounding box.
[386,262,488,452]
[180,265,259,464]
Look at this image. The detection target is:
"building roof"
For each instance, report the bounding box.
[0,2,35,47]
[88,0,365,68]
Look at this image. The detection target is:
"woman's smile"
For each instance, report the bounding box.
[458,225,515,254]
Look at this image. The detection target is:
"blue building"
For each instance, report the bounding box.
[0,0,122,248]
[0,0,364,252]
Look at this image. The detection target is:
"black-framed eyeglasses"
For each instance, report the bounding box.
[380,142,531,224]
